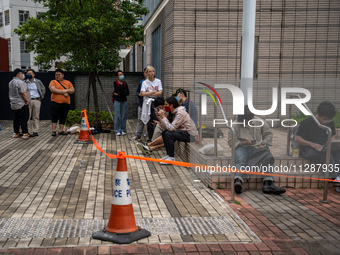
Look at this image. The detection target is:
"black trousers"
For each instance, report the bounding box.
[13,105,29,134]
[51,102,70,125]
[147,102,157,140]
[162,130,195,157]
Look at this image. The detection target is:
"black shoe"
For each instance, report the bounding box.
[58,131,68,135]
[52,131,57,136]
[263,181,286,195]
[33,132,38,136]
[234,179,243,194]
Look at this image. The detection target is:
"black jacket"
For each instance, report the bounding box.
[113,80,129,102]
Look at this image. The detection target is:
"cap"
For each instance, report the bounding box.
[13,68,24,77]
[173,88,187,97]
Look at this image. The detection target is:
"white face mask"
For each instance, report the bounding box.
[21,74,25,80]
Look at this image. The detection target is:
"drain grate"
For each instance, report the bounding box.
[0,217,240,238]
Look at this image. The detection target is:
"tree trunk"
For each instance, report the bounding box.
[86,72,92,111]
[91,71,100,125]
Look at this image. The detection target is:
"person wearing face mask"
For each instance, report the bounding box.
[155,96,197,164]
[112,70,130,136]
[25,69,46,137]
[174,88,198,128]
[8,68,31,139]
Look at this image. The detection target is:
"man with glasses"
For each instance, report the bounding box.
[49,69,75,136]
[26,69,46,137]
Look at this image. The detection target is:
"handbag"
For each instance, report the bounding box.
[247,146,275,167]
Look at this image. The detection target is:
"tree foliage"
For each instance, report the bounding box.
[15,0,148,71]
[15,0,148,124]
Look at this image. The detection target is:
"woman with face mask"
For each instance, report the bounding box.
[112,70,130,136]
[148,96,198,164]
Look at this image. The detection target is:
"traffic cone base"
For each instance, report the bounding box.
[92,227,151,244]
[92,152,151,244]
[75,112,93,144]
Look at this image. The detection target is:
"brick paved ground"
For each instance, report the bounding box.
[0,120,339,254]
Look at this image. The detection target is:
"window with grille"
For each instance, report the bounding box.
[20,40,28,53]
[152,25,162,79]
[5,10,10,25]
[0,12,3,27]
[19,10,29,25]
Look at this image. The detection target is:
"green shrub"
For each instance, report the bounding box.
[65,110,114,127]
[65,109,82,127]
[98,111,115,127]
[291,111,340,128]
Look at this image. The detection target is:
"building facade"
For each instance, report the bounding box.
[0,0,48,71]
[138,0,340,119]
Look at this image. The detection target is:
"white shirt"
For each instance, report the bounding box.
[141,78,162,93]
[27,78,40,98]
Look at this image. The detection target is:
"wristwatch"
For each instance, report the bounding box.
[260,142,265,145]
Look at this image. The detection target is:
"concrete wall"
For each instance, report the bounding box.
[142,0,340,124]
[0,71,143,120]
[74,72,144,119]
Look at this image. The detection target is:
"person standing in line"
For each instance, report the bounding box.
[139,66,163,141]
[130,68,147,141]
[26,69,46,137]
[49,69,75,136]
[113,70,130,136]
[9,68,31,139]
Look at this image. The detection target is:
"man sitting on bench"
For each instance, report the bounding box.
[295,101,340,179]
[228,105,286,195]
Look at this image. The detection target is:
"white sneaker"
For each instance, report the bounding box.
[160,155,170,160]
[122,132,126,136]
[12,133,20,138]
[116,132,121,136]
[160,157,176,165]
[136,142,152,155]
[22,133,30,140]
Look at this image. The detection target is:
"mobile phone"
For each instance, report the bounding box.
[251,139,256,143]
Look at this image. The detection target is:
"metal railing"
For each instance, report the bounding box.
[287,95,332,203]
[196,91,236,202]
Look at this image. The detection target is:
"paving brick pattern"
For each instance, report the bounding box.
[0,120,339,254]
[0,121,256,249]
[216,188,340,255]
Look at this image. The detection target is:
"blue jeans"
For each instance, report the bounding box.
[301,147,340,179]
[114,101,127,134]
[235,146,273,183]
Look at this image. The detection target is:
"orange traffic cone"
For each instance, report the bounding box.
[74,111,93,144]
[92,152,151,244]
